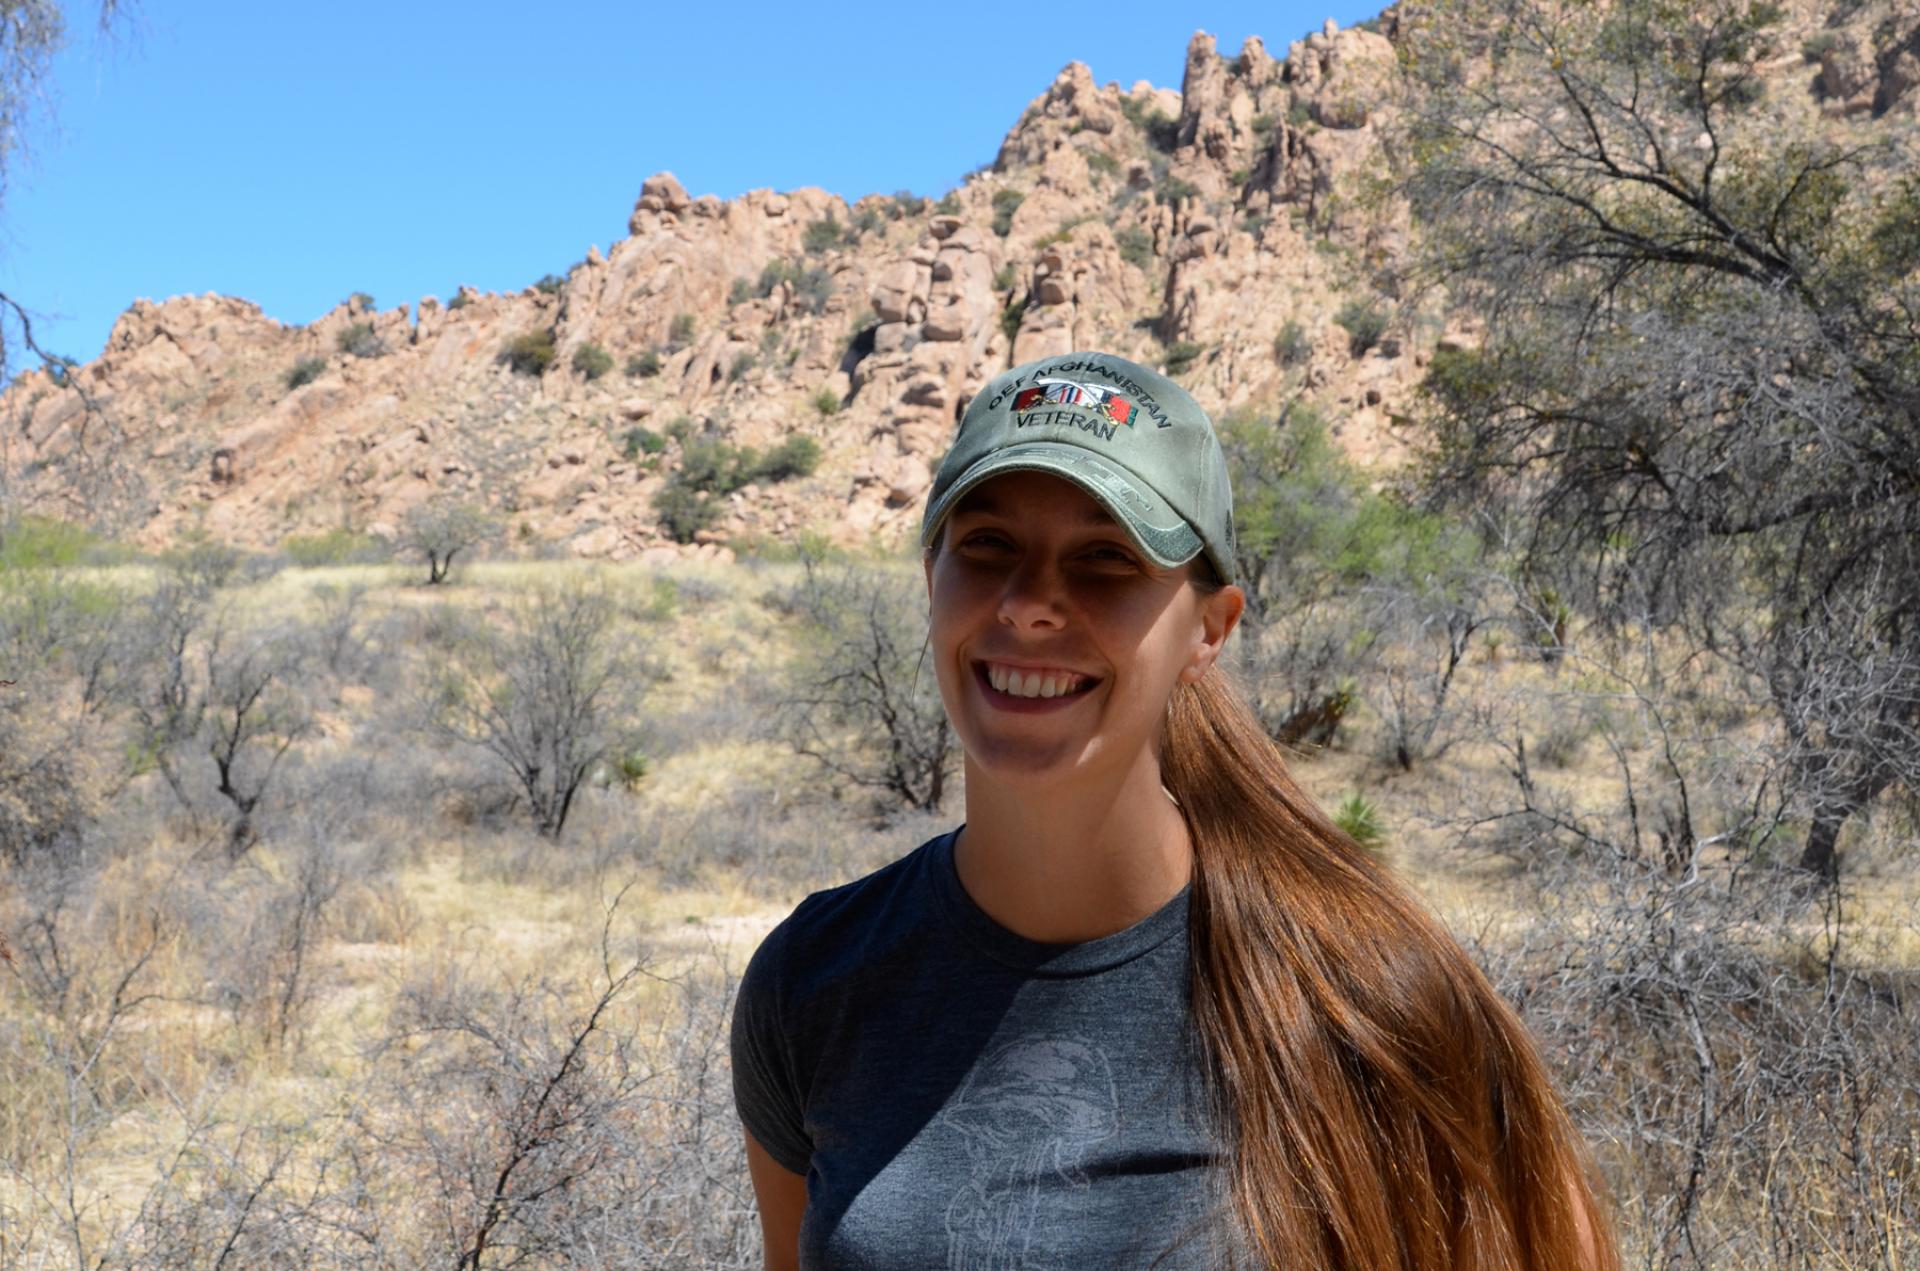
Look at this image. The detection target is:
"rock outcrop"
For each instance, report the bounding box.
[3,1,1908,560]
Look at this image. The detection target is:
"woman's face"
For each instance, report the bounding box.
[924,470,1242,788]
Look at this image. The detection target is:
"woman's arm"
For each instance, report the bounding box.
[744,1127,807,1271]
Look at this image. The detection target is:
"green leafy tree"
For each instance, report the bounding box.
[1400,0,1920,878]
[399,499,500,584]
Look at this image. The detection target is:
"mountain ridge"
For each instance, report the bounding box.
[4,2,1913,562]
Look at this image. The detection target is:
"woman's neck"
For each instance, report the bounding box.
[954,749,1192,944]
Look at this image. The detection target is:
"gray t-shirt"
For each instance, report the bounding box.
[730,828,1232,1269]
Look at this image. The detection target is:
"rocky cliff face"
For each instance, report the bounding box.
[4,3,1914,561]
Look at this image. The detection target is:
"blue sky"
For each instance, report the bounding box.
[1,0,1383,365]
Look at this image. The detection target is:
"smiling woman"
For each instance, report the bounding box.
[730,352,1622,1270]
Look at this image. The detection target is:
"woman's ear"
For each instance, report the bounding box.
[1180,584,1245,683]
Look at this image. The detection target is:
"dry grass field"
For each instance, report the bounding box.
[2,553,1916,1268]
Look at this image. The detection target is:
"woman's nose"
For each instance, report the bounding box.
[997,556,1066,630]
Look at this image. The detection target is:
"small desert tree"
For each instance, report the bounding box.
[779,552,953,812]
[400,498,499,585]
[421,584,642,841]
[199,623,314,857]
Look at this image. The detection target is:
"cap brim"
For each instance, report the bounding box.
[919,442,1204,569]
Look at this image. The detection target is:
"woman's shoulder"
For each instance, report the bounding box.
[748,827,958,974]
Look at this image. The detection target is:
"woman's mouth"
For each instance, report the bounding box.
[974,660,1099,708]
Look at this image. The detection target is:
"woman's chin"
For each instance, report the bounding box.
[961,735,1109,790]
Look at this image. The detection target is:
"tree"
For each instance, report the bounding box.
[778,552,953,812]
[1397,0,1920,878]
[399,498,499,584]
[1220,401,1495,760]
[198,622,314,857]
[421,584,643,841]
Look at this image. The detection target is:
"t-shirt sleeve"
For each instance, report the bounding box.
[730,923,814,1176]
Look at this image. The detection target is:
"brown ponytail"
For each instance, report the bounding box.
[1161,669,1621,1269]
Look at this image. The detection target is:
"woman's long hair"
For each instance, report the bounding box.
[1161,667,1621,1269]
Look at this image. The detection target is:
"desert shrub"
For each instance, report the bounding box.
[280,528,391,567]
[812,387,840,416]
[1162,340,1204,375]
[1335,299,1389,356]
[1038,216,1090,247]
[626,349,662,378]
[571,342,614,381]
[792,267,834,314]
[1120,95,1179,151]
[0,702,96,863]
[668,312,696,348]
[1157,175,1200,207]
[1801,30,1843,59]
[934,191,961,215]
[728,352,757,383]
[999,294,1029,344]
[892,190,928,216]
[757,258,797,297]
[653,435,818,542]
[1085,150,1121,179]
[532,272,565,295]
[621,426,666,460]
[501,329,556,376]
[754,436,821,482]
[1116,225,1155,270]
[803,217,846,254]
[677,436,816,493]
[654,482,722,544]
[160,527,278,595]
[990,188,1025,237]
[1274,320,1313,367]
[284,357,327,390]
[1251,112,1277,138]
[348,290,374,309]
[728,278,753,305]
[1333,793,1386,851]
[446,289,472,310]
[0,514,101,571]
[336,322,385,358]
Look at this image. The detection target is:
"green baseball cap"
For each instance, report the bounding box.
[919,351,1238,584]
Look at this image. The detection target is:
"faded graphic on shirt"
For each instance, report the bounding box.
[937,1036,1119,1269]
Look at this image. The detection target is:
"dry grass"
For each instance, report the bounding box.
[1,556,1914,1267]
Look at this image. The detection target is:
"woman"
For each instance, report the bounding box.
[731,352,1619,1269]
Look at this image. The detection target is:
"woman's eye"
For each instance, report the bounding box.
[958,531,1013,552]
[1084,545,1140,567]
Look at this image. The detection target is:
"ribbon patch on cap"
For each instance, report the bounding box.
[1012,378,1136,427]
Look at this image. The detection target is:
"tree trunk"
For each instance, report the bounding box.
[1799,810,1844,881]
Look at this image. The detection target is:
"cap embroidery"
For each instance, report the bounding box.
[1012,378,1138,427]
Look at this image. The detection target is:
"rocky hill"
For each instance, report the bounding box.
[4,3,1915,562]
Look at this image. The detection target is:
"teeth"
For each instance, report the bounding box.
[984,663,1087,699]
